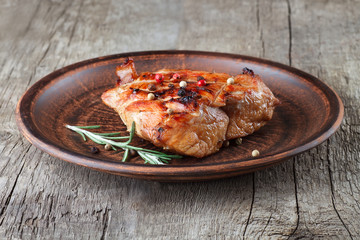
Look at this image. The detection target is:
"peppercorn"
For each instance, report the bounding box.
[147,93,155,100]
[167,108,174,115]
[235,137,242,145]
[197,79,206,87]
[148,84,156,91]
[172,73,181,79]
[227,77,235,85]
[155,73,164,83]
[243,67,254,76]
[179,81,187,88]
[90,146,99,154]
[177,88,186,97]
[223,140,230,147]
[168,83,174,88]
[129,149,137,157]
[252,149,260,157]
[104,144,112,151]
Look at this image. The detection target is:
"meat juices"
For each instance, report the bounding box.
[102,58,279,158]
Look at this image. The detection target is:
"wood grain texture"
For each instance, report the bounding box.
[1,0,359,239]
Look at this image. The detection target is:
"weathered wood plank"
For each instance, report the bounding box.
[0,0,359,239]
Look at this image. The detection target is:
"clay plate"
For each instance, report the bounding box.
[16,51,344,181]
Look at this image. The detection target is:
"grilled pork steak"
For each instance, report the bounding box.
[102,59,279,158]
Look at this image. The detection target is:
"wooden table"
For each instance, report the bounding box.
[1,0,359,239]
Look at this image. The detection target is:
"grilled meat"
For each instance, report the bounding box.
[102,58,279,158]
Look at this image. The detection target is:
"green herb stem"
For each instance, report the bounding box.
[65,122,182,164]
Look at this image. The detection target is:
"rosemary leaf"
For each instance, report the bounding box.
[102,136,131,140]
[65,123,182,165]
[122,149,129,162]
[124,122,135,145]
[78,132,87,141]
[75,125,101,129]
[96,132,124,136]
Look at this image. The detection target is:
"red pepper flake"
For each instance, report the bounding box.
[155,73,164,83]
[197,79,206,87]
[172,73,181,79]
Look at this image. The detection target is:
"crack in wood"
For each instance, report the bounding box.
[0,67,15,110]
[45,195,54,229]
[326,140,354,239]
[260,212,273,237]
[17,191,28,233]
[68,0,84,47]
[100,208,111,240]
[21,0,41,38]
[0,145,30,226]
[287,159,300,239]
[243,173,255,238]
[25,72,34,89]
[286,0,292,66]
[55,1,72,27]
[260,197,277,238]
[260,30,265,58]
[37,43,51,67]
[256,0,260,31]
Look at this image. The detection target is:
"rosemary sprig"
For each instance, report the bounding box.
[65,122,182,164]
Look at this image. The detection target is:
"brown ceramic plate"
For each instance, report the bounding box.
[16,51,343,181]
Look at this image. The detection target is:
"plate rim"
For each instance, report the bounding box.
[15,50,344,179]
